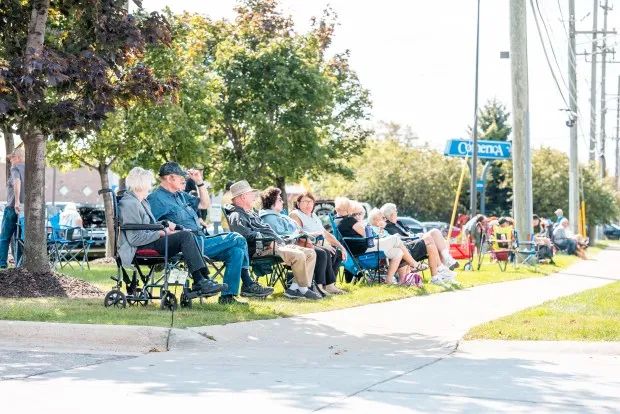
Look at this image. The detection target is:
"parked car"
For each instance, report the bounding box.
[397,216,427,235]
[422,221,449,237]
[604,224,620,240]
[46,202,107,248]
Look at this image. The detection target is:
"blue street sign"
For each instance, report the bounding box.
[476,179,484,191]
[444,139,512,160]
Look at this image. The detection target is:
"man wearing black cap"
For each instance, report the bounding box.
[148,162,273,305]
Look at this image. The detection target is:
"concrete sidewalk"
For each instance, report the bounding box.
[1,247,619,412]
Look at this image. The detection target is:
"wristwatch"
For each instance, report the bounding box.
[196,182,205,188]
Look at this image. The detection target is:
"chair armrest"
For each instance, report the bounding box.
[121,224,165,231]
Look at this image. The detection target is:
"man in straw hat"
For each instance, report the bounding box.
[224,180,321,300]
[0,146,25,268]
[148,162,273,305]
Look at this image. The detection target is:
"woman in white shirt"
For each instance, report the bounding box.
[289,192,346,294]
[60,203,83,228]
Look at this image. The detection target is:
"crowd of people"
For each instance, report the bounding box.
[117,163,463,305]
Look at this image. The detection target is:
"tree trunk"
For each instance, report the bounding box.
[2,126,15,180]
[276,176,288,212]
[99,166,115,258]
[23,131,49,272]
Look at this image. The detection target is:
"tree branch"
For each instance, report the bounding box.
[70,148,98,170]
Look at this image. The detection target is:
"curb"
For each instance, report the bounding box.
[1,320,214,354]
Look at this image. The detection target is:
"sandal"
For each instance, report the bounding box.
[412,263,429,272]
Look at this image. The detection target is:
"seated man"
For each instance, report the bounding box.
[148,163,273,305]
[224,180,321,300]
[553,218,587,259]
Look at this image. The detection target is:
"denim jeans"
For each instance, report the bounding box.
[197,232,249,296]
[0,207,20,267]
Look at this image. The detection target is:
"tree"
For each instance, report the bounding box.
[47,11,216,257]
[203,0,372,208]
[375,120,419,147]
[468,98,512,216]
[0,0,172,272]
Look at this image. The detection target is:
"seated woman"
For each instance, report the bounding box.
[368,208,455,286]
[338,201,430,285]
[289,191,348,294]
[259,187,345,296]
[533,215,555,265]
[381,203,459,272]
[553,218,588,259]
[119,167,225,296]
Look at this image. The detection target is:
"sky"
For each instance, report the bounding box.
[142,0,620,166]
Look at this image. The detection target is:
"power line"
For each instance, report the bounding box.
[530,0,570,108]
[535,0,569,90]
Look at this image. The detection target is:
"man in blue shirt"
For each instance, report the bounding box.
[0,147,25,268]
[148,162,272,305]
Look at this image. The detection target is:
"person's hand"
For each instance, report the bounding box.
[168,222,177,231]
[14,202,20,213]
[187,168,204,185]
[326,245,336,255]
[339,248,347,262]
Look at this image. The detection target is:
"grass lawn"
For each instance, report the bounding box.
[0,246,603,328]
[465,280,620,341]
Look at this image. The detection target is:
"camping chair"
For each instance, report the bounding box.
[47,214,93,270]
[513,231,538,271]
[329,214,387,285]
[487,225,515,272]
[221,206,289,290]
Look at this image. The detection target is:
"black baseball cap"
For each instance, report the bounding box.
[159,162,187,177]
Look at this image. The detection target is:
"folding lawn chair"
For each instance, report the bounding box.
[487,225,515,272]
[47,214,94,271]
[329,214,387,285]
[513,231,539,271]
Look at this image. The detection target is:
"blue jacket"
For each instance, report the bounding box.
[258,209,299,237]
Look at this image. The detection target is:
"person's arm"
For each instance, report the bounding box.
[323,230,347,261]
[352,221,366,237]
[228,211,259,242]
[188,170,209,210]
[120,199,162,247]
[289,212,303,229]
[13,178,21,213]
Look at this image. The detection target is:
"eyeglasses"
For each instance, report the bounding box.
[300,199,314,204]
[353,212,364,217]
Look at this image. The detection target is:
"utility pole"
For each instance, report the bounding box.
[470,0,481,217]
[510,0,532,239]
[589,0,598,162]
[568,0,580,234]
[616,75,620,189]
[600,0,611,180]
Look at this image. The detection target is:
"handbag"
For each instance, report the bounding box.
[296,235,314,248]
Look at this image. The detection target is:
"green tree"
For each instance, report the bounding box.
[0,0,172,272]
[468,98,513,216]
[204,0,372,207]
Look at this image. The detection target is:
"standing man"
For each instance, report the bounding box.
[148,162,273,305]
[0,147,25,268]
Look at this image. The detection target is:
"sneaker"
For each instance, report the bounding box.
[437,265,457,281]
[430,276,449,287]
[445,256,460,270]
[240,282,274,298]
[303,289,323,300]
[284,288,306,299]
[192,279,227,296]
[218,295,249,306]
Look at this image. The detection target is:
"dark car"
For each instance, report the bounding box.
[397,216,427,235]
[604,224,620,240]
[78,204,107,248]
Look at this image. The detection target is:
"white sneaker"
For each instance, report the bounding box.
[438,266,458,284]
[430,276,449,287]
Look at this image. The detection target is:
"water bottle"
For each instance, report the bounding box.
[365,225,375,248]
[256,231,263,252]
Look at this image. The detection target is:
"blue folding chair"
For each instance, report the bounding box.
[47,213,93,270]
[328,215,387,285]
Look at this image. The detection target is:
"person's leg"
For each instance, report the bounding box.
[201,235,244,297]
[276,245,315,289]
[0,208,17,268]
[425,243,440,276]
[385,249,403,283]
[312,246,329,287]
[427,228,457,267]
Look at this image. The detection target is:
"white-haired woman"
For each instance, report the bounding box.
[119,167,225,296]
[60,202,83,228]
[337,201,421,285]
[382,203,459,274]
